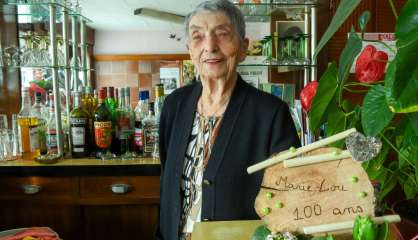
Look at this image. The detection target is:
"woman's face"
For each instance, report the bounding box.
[187,11,248,80]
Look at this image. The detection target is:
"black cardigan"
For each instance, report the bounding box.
[156,76,300,240]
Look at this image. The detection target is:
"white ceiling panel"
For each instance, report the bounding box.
[79,0,205,31]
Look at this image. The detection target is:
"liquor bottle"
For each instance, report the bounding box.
[142,110,157,157]
[70,91,90,158]
[154,84,165,123]
[18,87,40,159]
[30,92,47,154]
[134,90,149,155]
[115,87,119,107]
[106,86,118,154]
[123,87,135,157]
[46,94,58,154]
[93,89,98,110]
[116,88,129,155]
[82,86,95,115]
[94,88,113,158]
[105,86,117,112]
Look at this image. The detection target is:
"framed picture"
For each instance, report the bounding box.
[160,67,180,94]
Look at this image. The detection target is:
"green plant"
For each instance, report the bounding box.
[308,0,418,203]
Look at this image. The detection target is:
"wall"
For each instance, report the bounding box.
[93,22,270,55]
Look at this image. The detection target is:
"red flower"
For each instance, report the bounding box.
[300,80,319,112]
[355,45,389,83]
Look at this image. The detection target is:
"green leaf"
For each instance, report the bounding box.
[308,62,339,132]
[314,0,362,58]
[337,30,363,104]
[408,112,418,135]
[398,123,418,169]
[377,221,389,240]
[347,106,362,130]
[385,0,418,113]
[364,142,389,180]
[326,101,347,148]
[379,170,398,201]
[400,174,418,199]
[395,0,418,47]
[362,85,395,137]
[358,11,371,36]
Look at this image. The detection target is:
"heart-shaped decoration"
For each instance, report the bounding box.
[346,132,382,162]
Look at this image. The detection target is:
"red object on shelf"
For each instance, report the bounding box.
[300,80,319,112]
[355,44,389,83]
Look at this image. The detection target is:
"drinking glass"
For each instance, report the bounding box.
[0,114,8,130]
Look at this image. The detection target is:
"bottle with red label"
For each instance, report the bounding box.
[133,90,149,155]
[94,88,114,159]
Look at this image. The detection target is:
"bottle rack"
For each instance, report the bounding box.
[235,1,318,145]
[1,1,93,156]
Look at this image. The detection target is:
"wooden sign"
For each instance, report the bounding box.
[254,147,375,233]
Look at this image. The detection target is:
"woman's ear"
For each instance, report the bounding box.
[238,38,249,62]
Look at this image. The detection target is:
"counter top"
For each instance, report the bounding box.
[0,157,161,176]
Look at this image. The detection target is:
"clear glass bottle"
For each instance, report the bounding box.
[134,90,149,155]
[142,110,157,157]
[46,94,58,154]
[123,87,136,158]
[154,84,165,123]
[17,87,40,159]
[30,92,47,154]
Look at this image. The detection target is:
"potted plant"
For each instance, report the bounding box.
[302,0,417,217]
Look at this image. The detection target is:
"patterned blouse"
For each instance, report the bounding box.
[179,112,222,239]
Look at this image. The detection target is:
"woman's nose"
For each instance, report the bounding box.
[203,34,218,53]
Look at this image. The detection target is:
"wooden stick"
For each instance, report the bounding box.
[283,150,352,168]
[303,214,401,234]
[247,128,357,174]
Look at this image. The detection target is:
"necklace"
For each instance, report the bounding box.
[198,96,231,117]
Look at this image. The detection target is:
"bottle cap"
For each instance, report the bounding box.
[139,90,149,100]
[99,88,106,100]
[155,84,164,97]
[119,88,125,98]
[107,86,114,98]
[125,87,130,97]
[85,86,92,94]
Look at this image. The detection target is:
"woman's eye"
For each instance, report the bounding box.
[216,31,231,39]
[192,35,202,41]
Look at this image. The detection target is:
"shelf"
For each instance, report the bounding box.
[235,2,317,22]
[1,65,95,71]
[1,1,92,24]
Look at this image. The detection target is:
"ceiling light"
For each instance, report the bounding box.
[134,8,185,24]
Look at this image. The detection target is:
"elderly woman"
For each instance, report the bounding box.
[157,0,300,239]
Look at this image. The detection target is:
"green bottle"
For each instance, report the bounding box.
[94,88,113,157]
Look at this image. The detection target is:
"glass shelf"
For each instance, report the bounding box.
[1,1,92,23]
[235,2,317,22]
[1,65,95,71]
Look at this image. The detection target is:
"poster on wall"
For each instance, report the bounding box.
[160,67,180,94]
[237,65,268,89]
[350,33,396,73]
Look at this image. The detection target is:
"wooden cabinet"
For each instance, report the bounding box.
[0,174,160,240]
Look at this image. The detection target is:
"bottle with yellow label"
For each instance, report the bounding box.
[18,87,40,159]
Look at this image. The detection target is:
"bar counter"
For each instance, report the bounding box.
[0,157,161,240]
[0,157,161,176]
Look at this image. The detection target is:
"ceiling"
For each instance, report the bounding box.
[79,0,205,31]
